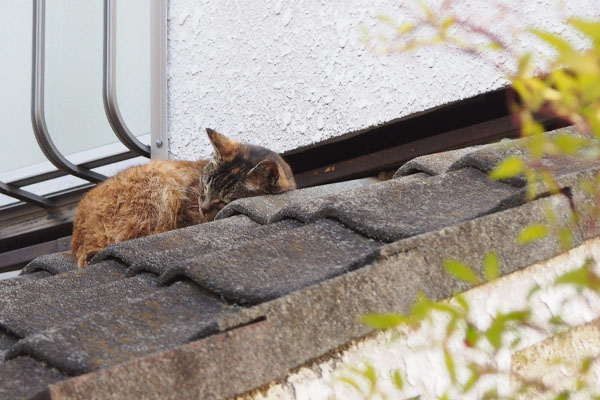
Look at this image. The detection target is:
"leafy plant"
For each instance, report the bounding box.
[338,2,600,399]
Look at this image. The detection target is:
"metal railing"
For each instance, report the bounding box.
[103,0,151,157]
[0,0,167,210]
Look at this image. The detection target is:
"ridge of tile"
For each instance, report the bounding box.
[95,216,303,277]
[0,271,52,292]
[215,177,379,224]
[393,144,488,177]
[0,356,65,400]
[272,167,525,242]
[159,219,382,305]
[7,281,234,376]
[0,328,18,361]
[448,127,600,187]
[0,261,127,336]
[0,274,158,337]
[21,251,77,276]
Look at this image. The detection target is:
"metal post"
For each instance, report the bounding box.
[150,0,168,159]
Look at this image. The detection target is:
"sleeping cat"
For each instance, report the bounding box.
[71,128,296,267]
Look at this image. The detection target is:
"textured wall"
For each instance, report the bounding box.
[167,0,600,160]
[244,238,600,400]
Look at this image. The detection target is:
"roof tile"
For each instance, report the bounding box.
[159,219,382,305]
[394,144,487,177]
[7,281,232,375]
[93,215,302,276]
[0,329,18,361]
[0,271,51,292]
[275,167,524,242]
[216,177,379,223]
[0,274,157,337]
[449,136,600,187]
[21,251,77,275]
[0,261,126,327]
[0,356,64,400]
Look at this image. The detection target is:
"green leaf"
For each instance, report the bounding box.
[444,347,457,383]
[455,294,469,313]
[376,14,395,26]
[517,53,533,77]
[553,391,570,400]
[361,313,408,329]
[446,315,459,337]
[555,259,600,291]
[486,316,505,350]
[554,134,588,155]
[397,23,415,34]
[483,252,500,281]
[522,118,545,136]
[463,364,480,392]
[581,356,594,374]
[482,387,499,400]
[555,265,589,287]
[391,369,404,389]
[337,376,363,394]
[441,17,455,31]
[487,42,504,51]
[444,259,481,285]
[530,29,575,56]
[518,224,549,244]
[559,228,573,251]
[503,310,531,322]
[489,156,524,180]
[363,364,377,394]
[526,284,541,300]
[570,18,600,46]
[465,323,479,347]
[529,133,547,159]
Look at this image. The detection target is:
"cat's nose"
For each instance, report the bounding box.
[199,200,212,214]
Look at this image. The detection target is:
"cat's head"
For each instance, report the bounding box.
[198,128,296,216]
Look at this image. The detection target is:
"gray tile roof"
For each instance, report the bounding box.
[0,126,598,399]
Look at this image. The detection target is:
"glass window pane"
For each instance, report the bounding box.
[116,0,150,136]
[0,0,46,174]
[44,0,150,160]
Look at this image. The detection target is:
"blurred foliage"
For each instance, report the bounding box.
[336,2,600,399]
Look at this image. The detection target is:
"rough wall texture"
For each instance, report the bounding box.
[240,238,600,400]
[167,0,600,160]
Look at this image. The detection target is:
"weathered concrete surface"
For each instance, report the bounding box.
[239,237,600,400]
[511,319,600,399]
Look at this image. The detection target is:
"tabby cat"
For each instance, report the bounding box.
[71,128,296,267]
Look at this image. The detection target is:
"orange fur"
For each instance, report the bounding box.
[71,129,296,268]
[71,160,208,267]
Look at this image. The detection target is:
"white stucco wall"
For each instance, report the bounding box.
[167,0,600,160]
[242,238,600,400]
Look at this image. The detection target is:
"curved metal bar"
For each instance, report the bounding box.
[31,0,106,184]
[0,181,54,209]
[103,0,151,157]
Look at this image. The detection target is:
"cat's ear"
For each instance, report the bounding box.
[246,160,280,189]
[206,128,238,162]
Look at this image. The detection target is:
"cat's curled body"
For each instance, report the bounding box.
[72,129,296,267]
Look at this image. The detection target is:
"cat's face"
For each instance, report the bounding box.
[198,128,296,217]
